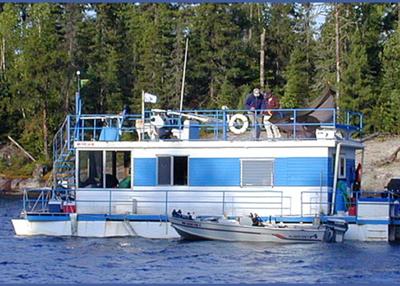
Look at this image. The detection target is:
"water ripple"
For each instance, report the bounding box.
[2,196,400,283]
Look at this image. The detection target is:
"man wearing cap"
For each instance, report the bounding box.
[245,88,264,139]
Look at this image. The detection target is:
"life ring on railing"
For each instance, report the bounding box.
[229,114,249,134]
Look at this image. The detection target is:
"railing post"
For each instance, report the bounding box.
[23,191,26,213]
[165,191,168,220]
[93,119,96,141]
[67,115,71,150]
[280,191,283,217]
[222,191,225,215]
[333,108,336,127]
[320,171,323,214]
[293,109,297,139]
[300,191,303,217]
[109,188,112,215]
[222,110,227,141]
[39,191,43,212]
[253,110,257,139]
[81,119,84,141]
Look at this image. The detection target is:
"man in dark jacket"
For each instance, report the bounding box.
[245,88,264,139]
[245,88,264,111]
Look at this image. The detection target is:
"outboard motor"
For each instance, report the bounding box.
[324,219,348,243]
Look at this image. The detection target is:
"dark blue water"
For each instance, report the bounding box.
[1,196,400,284]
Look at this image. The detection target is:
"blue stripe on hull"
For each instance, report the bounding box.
[26,214,70,221]
[25,214,392,226]
[77,214,168,222]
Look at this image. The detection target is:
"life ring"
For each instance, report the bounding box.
[229,114,249,134]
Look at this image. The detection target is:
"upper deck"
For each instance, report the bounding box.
[55,107,363,150]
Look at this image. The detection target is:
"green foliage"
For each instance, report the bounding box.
[282,47,311,108]
[0,155,35,177]
[1,2,400,160]
[377,25,400,133]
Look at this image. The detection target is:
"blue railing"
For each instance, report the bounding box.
[61,108,363,143]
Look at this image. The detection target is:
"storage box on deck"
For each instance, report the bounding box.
[316,127,336,139]
[48,200,62,213]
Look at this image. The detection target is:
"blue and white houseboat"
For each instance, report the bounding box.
[12,89,397,242]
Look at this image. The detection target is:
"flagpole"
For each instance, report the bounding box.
[76,71,80,116]
[141,90,145,141]
[179,36,189,113]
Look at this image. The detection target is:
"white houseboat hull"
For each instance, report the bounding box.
[12,219,180,239]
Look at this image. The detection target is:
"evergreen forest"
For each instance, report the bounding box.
[1,3,400,163]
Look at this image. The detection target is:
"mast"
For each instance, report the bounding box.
[179,36,189,113]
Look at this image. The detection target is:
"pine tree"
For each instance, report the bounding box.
[281,47,310,108]
[4,4,69,159]
[377,25,400,133]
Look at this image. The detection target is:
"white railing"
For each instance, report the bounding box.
[74,189,292,218]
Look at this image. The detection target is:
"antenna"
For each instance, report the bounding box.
[76,70,81,93]
[76,71,81,116]
[179,32,189,113]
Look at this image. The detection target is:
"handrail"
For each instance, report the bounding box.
[22,188,291,217]
[55,107,362,143]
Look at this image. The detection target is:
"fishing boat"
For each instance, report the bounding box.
[169,214,348,243]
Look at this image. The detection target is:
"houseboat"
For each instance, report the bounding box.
[12,89,397,242]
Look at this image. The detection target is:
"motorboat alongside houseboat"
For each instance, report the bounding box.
[11,89,400,242]
[169,214,348,243]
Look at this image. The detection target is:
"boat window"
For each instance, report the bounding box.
[157,156,188,186]
[105,151,131,188]
[78,151,103,188]
[339,156,346,179]
[241,159,274,186]
[174,156,188,185]
[158,156,172,185]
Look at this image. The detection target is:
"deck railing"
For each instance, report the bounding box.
[300,189,398,217]
[22,188,292,218]
[24,187,400,219]
[60,108,362,143]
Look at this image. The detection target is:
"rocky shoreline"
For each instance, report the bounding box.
[0,176,47,196]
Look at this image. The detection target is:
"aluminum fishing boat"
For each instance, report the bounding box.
[169,215,348,243]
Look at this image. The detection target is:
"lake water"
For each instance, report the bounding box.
[1,195,400,284]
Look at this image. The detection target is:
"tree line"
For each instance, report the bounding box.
[0,3,400,160]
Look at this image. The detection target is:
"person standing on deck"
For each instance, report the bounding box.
[245,88,264,139]
[263,91,281,139]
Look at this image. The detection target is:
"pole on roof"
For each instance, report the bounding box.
[141,90,145,141]
[76,71,81,116]
[179,36,189,113]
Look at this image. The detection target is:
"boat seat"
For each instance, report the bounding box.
[99,127,120,141]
